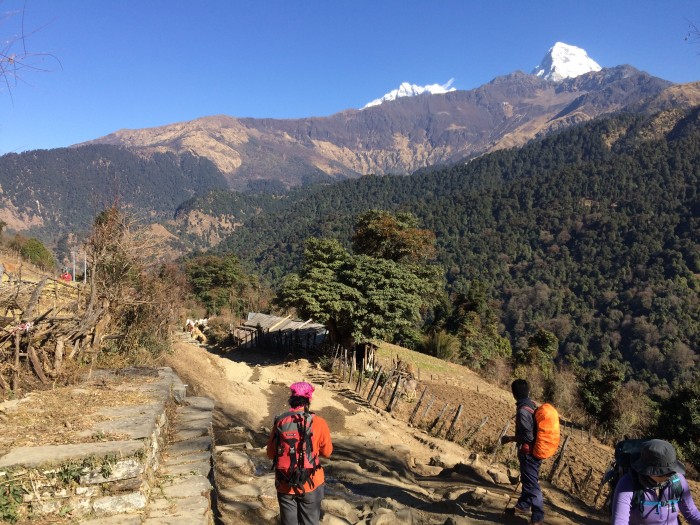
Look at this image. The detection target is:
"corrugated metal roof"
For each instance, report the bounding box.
[244,312,327,335]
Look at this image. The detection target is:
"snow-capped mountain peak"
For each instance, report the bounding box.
[363,79,456,108]
[532,42,601,82]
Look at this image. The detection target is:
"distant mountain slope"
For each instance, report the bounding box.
[0,145,228,236]
[1,69,698,242]
[82,66,673,191]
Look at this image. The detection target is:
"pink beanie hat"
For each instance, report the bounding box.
[290,381,315,400]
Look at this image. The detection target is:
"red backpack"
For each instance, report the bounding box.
[272,410,319,492]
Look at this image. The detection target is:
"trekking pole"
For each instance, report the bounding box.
[502,481,521,516]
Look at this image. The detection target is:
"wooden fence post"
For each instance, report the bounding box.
[419,395,435,425]
[343,348,348,382]
[593,459,614,508]
[373,371,393,406]
[409,387,428,425]
[489,421,511,464]
[580,466,593,497]
[568,465,580,494]
[435,404,452,436]
[446,405,463,441]
[429,403,450,434]
[366,365,384,402]
[387,376,403,412]
[463,416,489,446]
[547,435,570,482]
[12,332,20,390]
[362,366,379,397]
[350,350,356,385]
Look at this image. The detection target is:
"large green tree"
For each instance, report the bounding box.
[10,236,55,270]
[185,254,244,316]
[277,211,443,348]
[352,210,436,263]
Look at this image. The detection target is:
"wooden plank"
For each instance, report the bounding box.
[27,345,48,384]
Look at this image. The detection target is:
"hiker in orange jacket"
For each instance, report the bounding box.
[267,381,332,525]
[501,378,544,525]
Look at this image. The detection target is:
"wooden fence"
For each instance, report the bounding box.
[327,344,613,510]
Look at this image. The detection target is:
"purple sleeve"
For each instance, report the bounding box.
[679,475,700,525]
[611,473,633,525]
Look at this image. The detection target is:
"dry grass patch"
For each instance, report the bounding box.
[0,374,158,455]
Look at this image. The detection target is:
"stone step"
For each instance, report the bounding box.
[138,395,215,525]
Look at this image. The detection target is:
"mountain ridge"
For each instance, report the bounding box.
[79,66,674,191]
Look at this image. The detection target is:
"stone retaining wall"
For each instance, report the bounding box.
[0,367,205,522]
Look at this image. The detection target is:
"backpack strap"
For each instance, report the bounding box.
[521,402,538,435]
[632,474,683,515]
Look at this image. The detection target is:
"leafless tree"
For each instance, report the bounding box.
[1,3,60,100]
[686,19,700,47]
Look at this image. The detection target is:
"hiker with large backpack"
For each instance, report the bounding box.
[501,378,560,525]
[266,381,333,525]
[611,439,700,524]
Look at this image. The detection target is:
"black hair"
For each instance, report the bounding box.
[511,379,530,400]
[288,395,310,408]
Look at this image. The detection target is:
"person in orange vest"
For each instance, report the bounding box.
[267,381,332,525]
[501,379,544,525]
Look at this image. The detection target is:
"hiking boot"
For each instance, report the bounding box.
[505,506,529,516]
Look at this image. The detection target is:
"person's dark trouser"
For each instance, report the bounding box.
[516,452,544,523]
[277,484,325,525]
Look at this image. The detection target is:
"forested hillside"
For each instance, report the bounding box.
[0,145,229,236]
[218,108,700,392]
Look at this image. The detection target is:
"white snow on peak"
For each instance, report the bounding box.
[362,79,456,109]
[532,42,601,82]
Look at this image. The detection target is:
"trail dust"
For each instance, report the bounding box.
[164,340,609,525]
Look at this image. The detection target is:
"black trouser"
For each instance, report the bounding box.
[277,484,324,525]
[517,452,544,523]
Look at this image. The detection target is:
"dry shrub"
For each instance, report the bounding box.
[205,315,236,347]
[544,367,586,423]
[480,356,512,388]
[512,364,546,401]
[88,208,183,363]
[609,380,654,438]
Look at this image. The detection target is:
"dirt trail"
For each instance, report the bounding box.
[164,341,608,525]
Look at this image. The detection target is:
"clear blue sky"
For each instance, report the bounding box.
[1,0,698,154]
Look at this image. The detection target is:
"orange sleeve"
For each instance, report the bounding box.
[314,416,333,458]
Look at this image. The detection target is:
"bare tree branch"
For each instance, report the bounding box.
[0,2,61,100]
[685,19,700,47]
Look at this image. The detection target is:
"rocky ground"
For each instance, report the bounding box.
[164,339,611,525]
